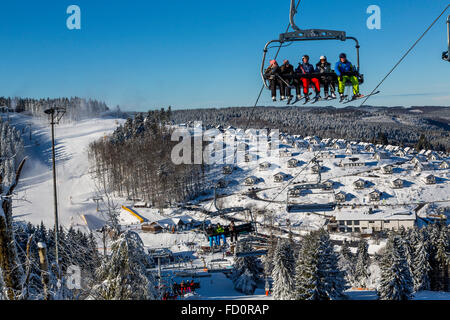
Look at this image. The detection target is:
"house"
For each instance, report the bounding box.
[381,164,394,174]
[346,147,358,155]
[439,160,449,169]
[308,144,322,152]
[412,155,427,164]
[423,174,436,185]
[365,145,376,153]
[287,158,299,168]
[334,211,416,233]
[259,161,271,171]
[428,152,441,161]
[317,151,336,159]
[322,180,334,191]
[395,149,407,157]
[274,172,286,183]
[335,191,346,203]
[353,179,366,190]
[244,176,258,186]
[391,178,404,189]
[279,148,292,157]
[374,151,390,161]
[222,165,233,174]
[414,162,434,172]
[142,222,163,233]
[332,141,346,150]
[369,190,382,202]
[294,140,309,149]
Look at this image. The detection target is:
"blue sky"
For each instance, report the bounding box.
[0,0,449,110]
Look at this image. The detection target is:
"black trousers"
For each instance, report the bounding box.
[230,231,238,242]
[320,75,336,93]
[293,78,303,97]
[269,79,282,98]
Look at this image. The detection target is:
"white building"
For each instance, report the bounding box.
[334,210,416,233]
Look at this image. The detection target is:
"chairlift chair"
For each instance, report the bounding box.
[261,0,364,93]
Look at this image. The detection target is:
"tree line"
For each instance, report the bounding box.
[234,223,448,300]
[0,97,109,122]
[88,109,209,208]
[170,106,450,151]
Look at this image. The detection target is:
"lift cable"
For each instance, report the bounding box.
[360,4,450,107]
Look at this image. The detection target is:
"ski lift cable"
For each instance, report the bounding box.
[261,150,322,212]
[360,4,450,106]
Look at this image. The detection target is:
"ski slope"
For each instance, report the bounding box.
[7,113,125,231]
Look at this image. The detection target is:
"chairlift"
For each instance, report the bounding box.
[443,15,450,61]
[261,0,364,96]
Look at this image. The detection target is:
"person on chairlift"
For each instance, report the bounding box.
[296,54,321,103]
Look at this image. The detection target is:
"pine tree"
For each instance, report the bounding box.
[271,239,296,300]
[338,241,355,286]
[92,231,157,300]
[378,236,414,300]
[233,270,257,295]
[413,230,431,292]
[231,242,261,295]
[354,239,371,288]
[317,230,347,299]
[295,233,322,300]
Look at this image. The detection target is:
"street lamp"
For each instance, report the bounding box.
[44,106,66,273]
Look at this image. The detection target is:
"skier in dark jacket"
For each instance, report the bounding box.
[280,60,295,104]
[296,55,321,103]
[335,53,361,101]
[229,220,238,243]
[315,56,336,100]
[264,60,283,102]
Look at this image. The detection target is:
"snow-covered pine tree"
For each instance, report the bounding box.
[0,158,26,300]
[434,224,449,291]
[231,242,261,295]
[271,239,296,300]
[378,236,414,300]
[338,241,355,287]
[317,230,348,299]
[354,238,371,288]
[413,229,431,292]
[263,237,277,278]
[403,228,418,284]
[233,270,257,295]
[295,233,323,300]
[93,231,157,300]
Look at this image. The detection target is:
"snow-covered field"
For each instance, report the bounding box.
[5,113,450,300]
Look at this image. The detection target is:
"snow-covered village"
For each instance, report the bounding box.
[0,0,449,315]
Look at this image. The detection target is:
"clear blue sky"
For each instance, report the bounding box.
[1,0,449,110]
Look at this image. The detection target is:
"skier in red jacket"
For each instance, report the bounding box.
[296,55,321,103]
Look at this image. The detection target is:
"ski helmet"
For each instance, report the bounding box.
[302,55,309,60]
[339,53,347,59]
[320,55,327,60]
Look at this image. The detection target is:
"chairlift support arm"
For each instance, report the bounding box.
[445,15,450,61]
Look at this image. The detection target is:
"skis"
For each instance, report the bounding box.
[290,93,311,105]
[342,91,380,104]
[310,95,322,104]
